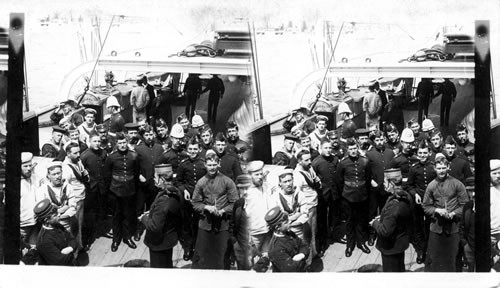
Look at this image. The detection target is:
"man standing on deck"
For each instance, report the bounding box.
[106,96,125,140]
[443,136,473,185]
[78,108,97,145]
[363,84,382,131]
[422,155,467,272]
[226,121,250,158]
[213,132,242,181]
[435,78,457,128]
[96,124,116,154]
[183,74,202,121]
[310,115,329,151]
[191,152,238,269]
[455,124,474,159]
[416,78,434,125]
[283,107,316,135]
[142,75,156,122]
[160,123,188,173]
[41,126,66,158]
[175,136,207,261]
[104,132,140,252]
[337,103,357,142]
[130,78,150,123]
[20,152,40,246]
[335,139,372,257]
[201,74,225,124]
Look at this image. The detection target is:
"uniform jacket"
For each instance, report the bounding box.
[456,141,474,159]
[80,148,107,188]
[202,76,225,98]
[268,232,309,272]
[366,146,395,193]
[160,147,188,173]
[135,142,165,181]
[446,154,472,184]
[435,80,457,103]
[104,148,139,197]
[272,150,298,169]
[407,160,436,198]
[312,154,340,201]
[141,189,182,251]
[338,119,357,140]
[41,141,62,158]
[217,150,242,181]
[192,172,238,232]
[175,155,207,195]
[107,113,125,134]
[388,152,418,180]
[335,155,371,202]
[373,191,412,255]
[37,224,77,266]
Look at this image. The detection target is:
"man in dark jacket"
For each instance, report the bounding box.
[104,132,140,252]
[34,199,77,266]
[416,78,434,125]
[443,135,472,185]
[139,163,182,268]
[183,74,202,120]
[213,132,242,181]
[265,207,309,272]
[370,168,412,272]
[201,74,225,124]
[455,124,474,159]
[407,141,436,264]
[435,78,457,127]
[335,139,372,257]
[175,136,207,261]
[273,134,299,168]
[312,140,342,251]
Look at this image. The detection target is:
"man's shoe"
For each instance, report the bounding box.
[345,246,354,257]
[111,242,119,252]
[357,243,371,254]
[416,253,425,264]
[123,239,137,249]
[102,231,113,239]
[336,237,347,244]
[183,249,194,261]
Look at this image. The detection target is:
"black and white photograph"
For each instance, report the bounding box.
[0,0,500,286]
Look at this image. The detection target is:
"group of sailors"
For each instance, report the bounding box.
[16,75,500,272]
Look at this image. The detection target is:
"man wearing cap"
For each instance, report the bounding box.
[232,174,252,270]
[369,167,412,272]
[298,133,320,161]
[80,132,109,242]
[271,167,308,240]
[33,199,78,266]
[363,84,382,130]
[283,107,316,135]
[407,141,436,264]
[435,78,457,127]
[422,155,467,272]
[265,206,309,272]
[335,139,372,257]
[106,96,125,140]
[139,163,182,268]
[96,124,115,153]
[36,161,78,234]
[201,74,225,124]
[294,149,322,259]
[213,132,242,181]
[310,115,329,151]
[78,108,97,145]
[366,130,395,246]
[124,122,141,145]
[273,134,299,169]
[416,78,434,125]
[328,130,346,158]
[355,128,371,157]
[162,123,188,172]
[389,128,418,182]
[41,126,67,158]
[183,74,202,120]
[245,160,277,261]
[62,142,89,250]
[455,124,474,159]
[443,136,472,185]
[104,132,140,252]
[20,152,41,246]
[175,136,207,261]
[50,99,84,128]
[226,121,250,159]
[130,78,150,123]
[57,125,88,161]
[337,102,357,142]
[191,152,238,269]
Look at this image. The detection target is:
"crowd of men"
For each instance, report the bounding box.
[17,76,500,272]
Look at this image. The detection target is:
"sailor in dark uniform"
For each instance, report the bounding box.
[272,134,299,168]
[443,135,473,185]
[407,141,436,264]
[41,126,67,158]
[213,132,242,181]
[328,130,346,158]
[226,120,251,161]
[175,136,207,261]
[104,132,140,252]
[96,124,116,154]
[124,122,141,145]
[455,124,474,159]
[335,139,372,257]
